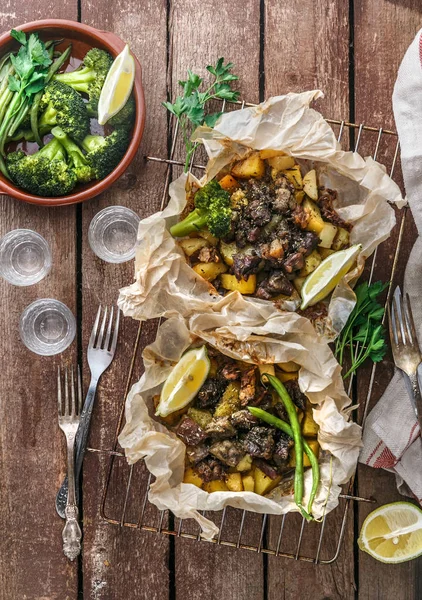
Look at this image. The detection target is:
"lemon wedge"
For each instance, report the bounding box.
[358,502,422,563]
[98,44,135,126]
[155,346,210,417]
[300,244,361,309]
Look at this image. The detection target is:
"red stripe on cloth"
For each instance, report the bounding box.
[373,446,397,469]
[365,440,383,465]
[405,421,420,453]
[419,32,422,67]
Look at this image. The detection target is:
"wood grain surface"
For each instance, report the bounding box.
[0,1,421,599]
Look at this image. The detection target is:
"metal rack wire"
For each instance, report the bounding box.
[89,99,407,564]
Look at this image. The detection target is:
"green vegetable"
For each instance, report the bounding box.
[54,48,113,117]
[81,130,129,179]
[108,94,135,130]
[7,137,77,196]
[0,30,52,155]
[335,281,388,378]
[163,57,239,171]
[248,406,320,517]
[51,126,93,182]
[170,179,232,238]
[264,374,312,520]
[38,80,90,142]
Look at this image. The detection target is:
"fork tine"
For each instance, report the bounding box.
[70,366,76,416]
[96,307,108,349]
[77,365,83,414]
[103,306,114,350]
[387,303,397,346]
[64,368,69,415]
[392,296,403,345]
[57,366,62,416]
[397,288,411,345]
[405,293,418,347]
[110,307,120,355]
[394,287,406,344]
[89,306,102,349]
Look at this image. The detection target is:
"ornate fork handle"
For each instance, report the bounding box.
[62,432,81,560]
[406,371,422,432]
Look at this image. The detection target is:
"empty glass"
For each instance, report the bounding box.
[88,206,140,263]
[19,299,76,356]
[0,229,52,286]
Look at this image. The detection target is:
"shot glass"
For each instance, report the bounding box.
[0,229,52,286]
[19,299,76,356]
[88,206,140,263]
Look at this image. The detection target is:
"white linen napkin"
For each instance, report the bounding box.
[359,28,422,502]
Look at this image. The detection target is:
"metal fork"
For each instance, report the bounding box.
[56,306,120,518]
[58,366,83,561]
[388,286,422,431]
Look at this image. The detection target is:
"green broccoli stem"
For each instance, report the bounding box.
[55,65,94,93]
[169,209,208,237]
[51,126,85,166]
[0,153,10,179]
[81,135,104,153]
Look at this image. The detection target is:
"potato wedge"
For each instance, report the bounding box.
[219,240,238,266]
[236,454,253,472]
[289,439,320,468]
[259,149,286,160]
[299,249,322,277]
[267,155,296,171]
[275,370,298,383]
[303,199,324,234]
[318,247,335,260]
[331,227,350,251]
[193,262,228,281]
[277,361,300,373]
[179,237,209,257]
[198,229,219,246]
[221,273,256,294]
[318,222,338,249]
[293,276,306,294]
[242,472,255,492]
[254,467,282,496]
[219,174,239,191]
[303,169,318,201]
[295,190,305,204]
[302,409,319,438]
[183,467,203,488]
[232,152,265,179]
[282,166,303,189]
[226,472,243,492]
[258,364,275,378]
[203,480,229,493]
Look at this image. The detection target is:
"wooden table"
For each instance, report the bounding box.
[1,1,422,598]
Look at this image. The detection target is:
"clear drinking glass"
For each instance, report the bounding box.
[0,229,52,286]
[88,206,140,263]
[19,299,76,356]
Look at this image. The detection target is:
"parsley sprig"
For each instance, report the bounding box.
[335,281,388,378]
[163,58,240,171]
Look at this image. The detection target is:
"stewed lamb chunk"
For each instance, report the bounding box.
[256,270,294,300]
[318,189,352,231]
[176,417,208,447]
[272,431,294,467]
[221,362,241,381]
[209,439,245,467]
[205,416,236,439]
[254,459,280,480]
[230,409,259,430]
[242,426,275,460]
[196,377,226,409]
[239,366,257,406]
[186,444,210,464]
[283,379,307,411]
[195,457,226,482]
[232,253,262,280]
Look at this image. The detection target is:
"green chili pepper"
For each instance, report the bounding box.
[248,406,320,517]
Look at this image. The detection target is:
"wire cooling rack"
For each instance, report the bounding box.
[89,99,407,564]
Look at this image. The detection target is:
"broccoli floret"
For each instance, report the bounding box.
[54,48,113,117]
[108,95,136,130]
[38,80,90,142]
[51,126,93,183]
[7,138,77,197]
[81,130,129,179]
[170,180,232,238]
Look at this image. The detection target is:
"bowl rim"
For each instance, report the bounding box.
[0,19,146,206]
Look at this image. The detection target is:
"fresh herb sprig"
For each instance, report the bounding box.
[163,57,240,172]
[0,30,52,156]
[335,281,388,378]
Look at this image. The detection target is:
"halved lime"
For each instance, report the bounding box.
[155,346,210,417]
[300,244,361,309]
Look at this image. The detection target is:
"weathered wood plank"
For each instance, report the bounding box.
[264,1,354,596]
[354,3,422,598]
[79,1,171,599]
[0,5,79,600]
[167,1,265,597]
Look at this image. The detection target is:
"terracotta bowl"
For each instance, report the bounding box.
[0,19,146,206]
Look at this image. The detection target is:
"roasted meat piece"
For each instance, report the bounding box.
[197,246,220,263]
[254,458,280,480]
[293,230,319,256]
[232,253,262,280]
[186,443,210,464]
[273,178,295,213]
[292,204,309,229]
[318,189,352,231]
[282,251,304,273]
[273,431,294,467]
[230,409,259,430]
[221,362,241,381]
[246,198,272,226]
[205,416,236,439]
[283,379,307,411]
[246,226,262,243]
[209,439,245,467]
[176,417,208,446]
[274,401,288,422]
[256,270,294,299]
[239,366,256,406]
[196,377,226,409]
[195,457,226,482]
[242,426,275,460]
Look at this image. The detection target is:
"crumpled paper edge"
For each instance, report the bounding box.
[118,91,403,339]
[118,315,362,540]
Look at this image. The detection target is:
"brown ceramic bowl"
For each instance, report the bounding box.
[0,20,145,206]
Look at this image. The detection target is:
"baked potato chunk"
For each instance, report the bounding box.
[299,249,322,277]
[179,237,209,257]
[318,222,338,248]
[282,165,303,189]
[236,454,253,472]
[289,439,320,468]
[242,472,255,492]
[332,227,350,251]
[267,155,296,171]
[226,472,243,492]
[219,174,239,191]
[219,240,238,266]
[192,262,228,281]
[259,149,287,160]
[221,273,257,294]
[277,361,300,373]
[203,480,229,493]
[303,169,318,201]
[303,199,324,234]
[183,467,203,488]
[254,467,282,496]
[232,152,265,179]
